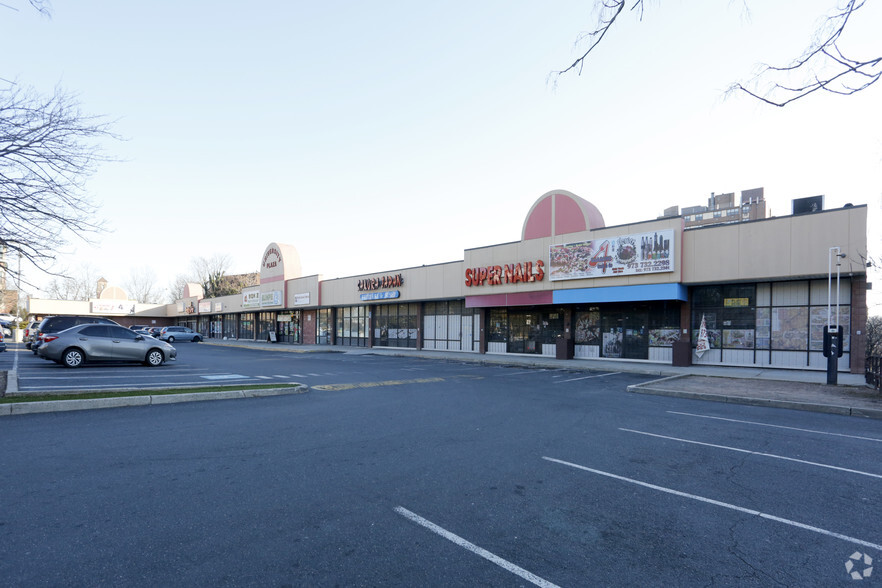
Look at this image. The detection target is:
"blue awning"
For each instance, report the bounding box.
[553,283,688,304]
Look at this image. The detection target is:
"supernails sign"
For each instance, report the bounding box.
[465,260,545,287]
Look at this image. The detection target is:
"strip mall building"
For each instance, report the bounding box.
[28,190,870,373]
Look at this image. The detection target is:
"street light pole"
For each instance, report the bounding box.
[826,247,846,384]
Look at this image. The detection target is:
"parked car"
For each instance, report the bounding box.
[0,330,6,353]
[158,326,203,343]
[32,315,121,355]
[0,320,12,339]
[133,329,155,338]
[129,324,150,331]
[37,323,177,368]
[25,319,42,350]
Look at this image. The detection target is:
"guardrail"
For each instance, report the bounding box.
[867,356,882,391]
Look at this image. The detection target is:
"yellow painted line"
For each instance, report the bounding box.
[313,377,444,391]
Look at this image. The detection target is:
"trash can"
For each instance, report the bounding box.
[556,338,575,360]
[672,339,691,367]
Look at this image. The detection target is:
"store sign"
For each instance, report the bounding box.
[549,229,675,281]
[213,302,223,312]
[261,291,282,307]
[277,313,293,322]
[724,298,749,307]
[91,300,136,314]
[360,291,400,301]
[358,274,403,291]
[242,290,260,308]
[262,246,282,270]
[465,260,545,287]
[198,300,211,313]
[293,292,310,306]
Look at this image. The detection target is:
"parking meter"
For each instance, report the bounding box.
[823,326,844,358]
[823,326,843,385]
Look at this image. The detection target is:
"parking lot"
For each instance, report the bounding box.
[1,343,880,586]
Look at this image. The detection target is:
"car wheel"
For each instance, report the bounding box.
[167,336,175,343]
[193,336,202,343]
[62,348,85,368]
[145,349,164,367]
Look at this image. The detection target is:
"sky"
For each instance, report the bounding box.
[3,1,881,310]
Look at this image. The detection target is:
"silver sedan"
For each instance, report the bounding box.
[38,323,177,368]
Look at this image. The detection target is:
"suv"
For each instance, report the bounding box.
[158,326,202,343]
[32,315,121,355]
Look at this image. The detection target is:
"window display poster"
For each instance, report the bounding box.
[603,330,622,358]
[549,229,674,281]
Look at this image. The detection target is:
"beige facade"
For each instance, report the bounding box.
[26,190,869,372]
[682,206,867,284]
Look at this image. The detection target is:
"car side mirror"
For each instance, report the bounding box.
[135,335,144,341]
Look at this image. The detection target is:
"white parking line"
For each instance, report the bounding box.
[394,507,561,588]
[667,411,882,443]
[542,456,882,552]
[556,372,621,383]
[273,375,290,378]
[255,375,272,379]
[620,428,882,479]
[201,374,250,380]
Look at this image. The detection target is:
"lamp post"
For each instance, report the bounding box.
[825,247,846,384]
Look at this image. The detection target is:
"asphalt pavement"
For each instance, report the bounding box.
[2,340,880,419]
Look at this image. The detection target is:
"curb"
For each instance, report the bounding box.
[0,385,307,417]
[627,382,882,420]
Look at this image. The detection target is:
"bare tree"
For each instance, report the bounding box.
[190,254,233,299]
[866,315,882,358]
[167,274,191,304]
[0,83,116,286]
[124,266,161,304]
[42,263,102,301]
[552,0,880,107]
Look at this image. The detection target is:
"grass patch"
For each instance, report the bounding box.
[1,383,303,404]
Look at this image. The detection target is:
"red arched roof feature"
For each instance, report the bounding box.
[521,190,605,240]
[523,195,553,240]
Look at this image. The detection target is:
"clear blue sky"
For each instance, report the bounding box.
[4,1,880,309]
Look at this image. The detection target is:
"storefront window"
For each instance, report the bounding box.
[692,285,757,350]
[374,303,418,348]
[210,316,223,339]
[771,307,808,351]
[276,311,301,344]
[317,309,332,345]
[223,314,237,339]
[648,303,680,347]
[239,313,255,340]
[809,306,850,352]
[488,309,508,343]
[423,300,478,351]
[257,312,274,341]
[336,306,367,347]
[574,309,600,345]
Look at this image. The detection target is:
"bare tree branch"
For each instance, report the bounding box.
[0,83,118,285]
[555,1,879,107]
[549,0,639,83]
[124,266,162,304]
[730,0,880,106]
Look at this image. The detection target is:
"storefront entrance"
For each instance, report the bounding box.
[600,310,649,359]
[488,308,565,355]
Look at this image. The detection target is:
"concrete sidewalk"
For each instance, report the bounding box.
[205,339,882,419]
